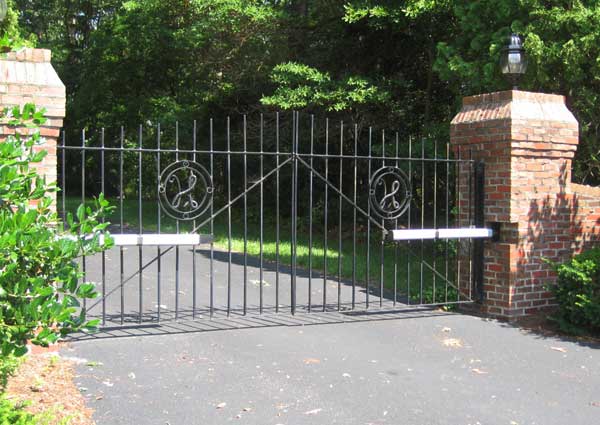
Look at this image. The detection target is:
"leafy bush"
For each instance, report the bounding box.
[0,355,20,391]
[0,104,113,358]
[0,396,74,425]
[0,397,37,425]
[548,248,600,335]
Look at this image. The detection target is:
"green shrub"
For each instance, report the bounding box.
[0,104,113,358]
[548,248,600,335]
[0,397,36,425]
[0,355,20,391]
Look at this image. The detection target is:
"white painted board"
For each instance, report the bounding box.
[391,228,493,241]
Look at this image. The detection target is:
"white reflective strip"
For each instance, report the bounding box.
[102,234,202,246]
[391,228,493,241]
[437,228,493,239]
[391,229,437,240]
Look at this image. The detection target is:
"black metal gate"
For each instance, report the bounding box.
[58,112,488,326]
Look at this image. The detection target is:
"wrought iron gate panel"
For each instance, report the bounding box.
[58,112,485,327]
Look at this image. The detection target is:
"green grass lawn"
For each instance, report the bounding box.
[60,196,459,305]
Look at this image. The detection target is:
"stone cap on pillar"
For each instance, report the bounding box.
[451,90,579,158]
[450,90,580,225]
[0,48,66,120]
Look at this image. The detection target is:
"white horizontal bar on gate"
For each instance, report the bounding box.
[102,234,211,246]
[437,228,493,239]
[391,229,437,240]
[391,228,493,241]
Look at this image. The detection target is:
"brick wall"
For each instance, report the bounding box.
[451,90,600,319]
[0,48,66,210]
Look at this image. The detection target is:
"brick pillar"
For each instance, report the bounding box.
[450,90,579,319]
[0,48,66,210]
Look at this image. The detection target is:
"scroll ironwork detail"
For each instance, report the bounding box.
[159,160,213,221]
[369,166,411,220]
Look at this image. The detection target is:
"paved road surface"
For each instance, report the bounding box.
[66,309,600,425]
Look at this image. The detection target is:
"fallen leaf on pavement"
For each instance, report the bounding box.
[242,407,252,412]
[471,368,488,375]
[250,280,270,287]
[304,408,322,415]
[550,347,567,353]
[442,338,463,348]
[216,402,227,409]
[442,327,452,333]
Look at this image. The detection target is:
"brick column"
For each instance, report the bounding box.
[450,90,579,319]
[0,48,66,209]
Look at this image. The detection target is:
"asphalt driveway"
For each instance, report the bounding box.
[65,310,600,425]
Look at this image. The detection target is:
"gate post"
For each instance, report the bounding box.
[450,90,579,319]
[0,48,66,211]
[473,160,485,301]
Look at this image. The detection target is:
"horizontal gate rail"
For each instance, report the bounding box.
[102,234,214,246]
[390,228,493,241]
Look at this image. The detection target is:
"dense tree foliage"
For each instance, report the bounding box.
[6,0,600,182]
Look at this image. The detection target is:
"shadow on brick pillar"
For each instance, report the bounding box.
[450,90,580,320]
[0,48,66,211]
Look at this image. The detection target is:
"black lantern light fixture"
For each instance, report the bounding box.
[500,33,527,89]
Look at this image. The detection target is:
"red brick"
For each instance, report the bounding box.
[451,90,585,320]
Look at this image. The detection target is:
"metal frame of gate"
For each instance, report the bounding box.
[58,112,491,326]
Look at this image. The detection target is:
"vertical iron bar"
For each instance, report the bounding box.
[323,118,329,311]
[407,136,412,305]
[366,127,372,309]
[445,142,450,303]
[81,130,87,316]
[291,112,299,314]
[209,119,215,317]
[308,115,314,312]
[456,147,462,302]
[138,125,143,323]
[380,130,385,307]
[119,127,125,324]
[100,129,106,325]
[260,114,264,314]
[243,115,248,315]
[393,133,399,306]
[474,160,485,301]
[420,137,425,304]
[433,139,438,303]
[192,120,197,319]
[156,124,162,322]
[275,113,280,313]
[227,117,232,316]
[175,122,180,320]
[352,124,358,309]
[468,149,473,302]
[337,122,343,311]
[61,132,66,223]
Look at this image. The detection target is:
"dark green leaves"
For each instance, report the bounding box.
[261,62,389,112]
[0,104,113,357]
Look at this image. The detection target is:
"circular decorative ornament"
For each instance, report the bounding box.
[369,166,412,220]
[159,160,213,221]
